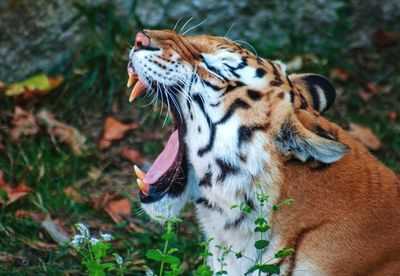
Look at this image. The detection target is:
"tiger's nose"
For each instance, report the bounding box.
[134,31,150,50]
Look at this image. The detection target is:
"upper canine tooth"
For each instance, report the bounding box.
[134,165,146,180]
[127,68,138,88]
[127,75,136,88]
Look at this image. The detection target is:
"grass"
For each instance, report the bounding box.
[0,1,399,275]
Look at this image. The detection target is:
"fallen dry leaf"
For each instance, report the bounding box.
[19,238,58,250]
[348,123,381,150]
[10,106,39,141]
[98,139,112,149]
[389,111,397,122]
[0,135,4,152]
[0,81,5,91]
[63,187,85,204]
[359,82,380,102]
[330,68,350,81]
[0,171,32,205]
[120,147,144,164]
[371,29,398,47]
[36,110,87,155]
[358,92,375,102]
[99,117,138,149]
[91,191,119,210]
[3,74,63,98]
[366,82,379,93]
[104,198,131,223]
[15,210,47,221]
[88,167,102,181]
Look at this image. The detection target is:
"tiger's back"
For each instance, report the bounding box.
[275,112,400,275]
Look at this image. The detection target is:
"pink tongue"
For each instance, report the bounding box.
[144,130,179,184]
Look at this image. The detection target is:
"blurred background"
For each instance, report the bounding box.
[0,0,399,274]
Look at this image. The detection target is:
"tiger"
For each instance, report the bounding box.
[126,29,400,275]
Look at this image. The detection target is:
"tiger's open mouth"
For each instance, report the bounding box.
[127,62,188,203]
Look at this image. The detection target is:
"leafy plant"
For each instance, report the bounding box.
[227,190,295,275]
[145,206,184,276]
[69,223,130,276]
[194,238,214,276]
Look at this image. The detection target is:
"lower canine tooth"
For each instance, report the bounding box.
[137,178,149,195]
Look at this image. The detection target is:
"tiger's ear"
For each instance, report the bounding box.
[275,116,349,163]
[289,74,336,114]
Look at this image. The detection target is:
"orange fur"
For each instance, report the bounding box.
[137,30,400,275]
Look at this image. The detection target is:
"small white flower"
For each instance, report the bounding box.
[76,223,90,238]
[115,254,123,265]
[101,233,113,241]
[145,267,154,276]
[90,237,99,245]
[70,234,84,248]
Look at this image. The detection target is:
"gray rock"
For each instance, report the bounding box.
[1,0,399,82]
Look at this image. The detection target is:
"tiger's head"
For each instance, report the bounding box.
[128,30,349,219]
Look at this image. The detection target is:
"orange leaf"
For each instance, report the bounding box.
[330,68,350,81]
[10,106,39,141]
[104,198,131,223]
[0,135,4,152]
[389,111,397,122]
[15,210,46,221]
[358,92,374,102]
[120,147,144,164]
[348,123,381,151]
[0,171,32,205]
[366,82,379,93]
[91,191,118,210]
[100,117,138,149]
[36,110,87,155]
[20,239,58,250]
[63,187,85,204]
[371,29,398,47]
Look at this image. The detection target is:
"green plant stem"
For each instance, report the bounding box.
[159,239,169,276]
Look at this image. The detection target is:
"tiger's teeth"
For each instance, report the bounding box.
[129,81,146,103]
[134,165,146,180]
[127,74,137,88]
[127,67,137,88]
[137,178,149,195]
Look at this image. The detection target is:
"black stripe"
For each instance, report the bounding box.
[224,213,246,230]
[315,126,336,141]
[247,89,262,101]
[202,79,223,91]
[303,75,336,113]
[286,75,294,89]
[238,126,254,146]
[217,99,250,125]
[198,99,250,156]
[308,84,320,111]
[216,158,239,182]
[268,60,283,87]
[199,171,212,187]
[196,197,223,213]
[290,91,295,103]
[238,124,269,147]
[222,81,245,96]
[270,80,283,86]
[300,94,308,109]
